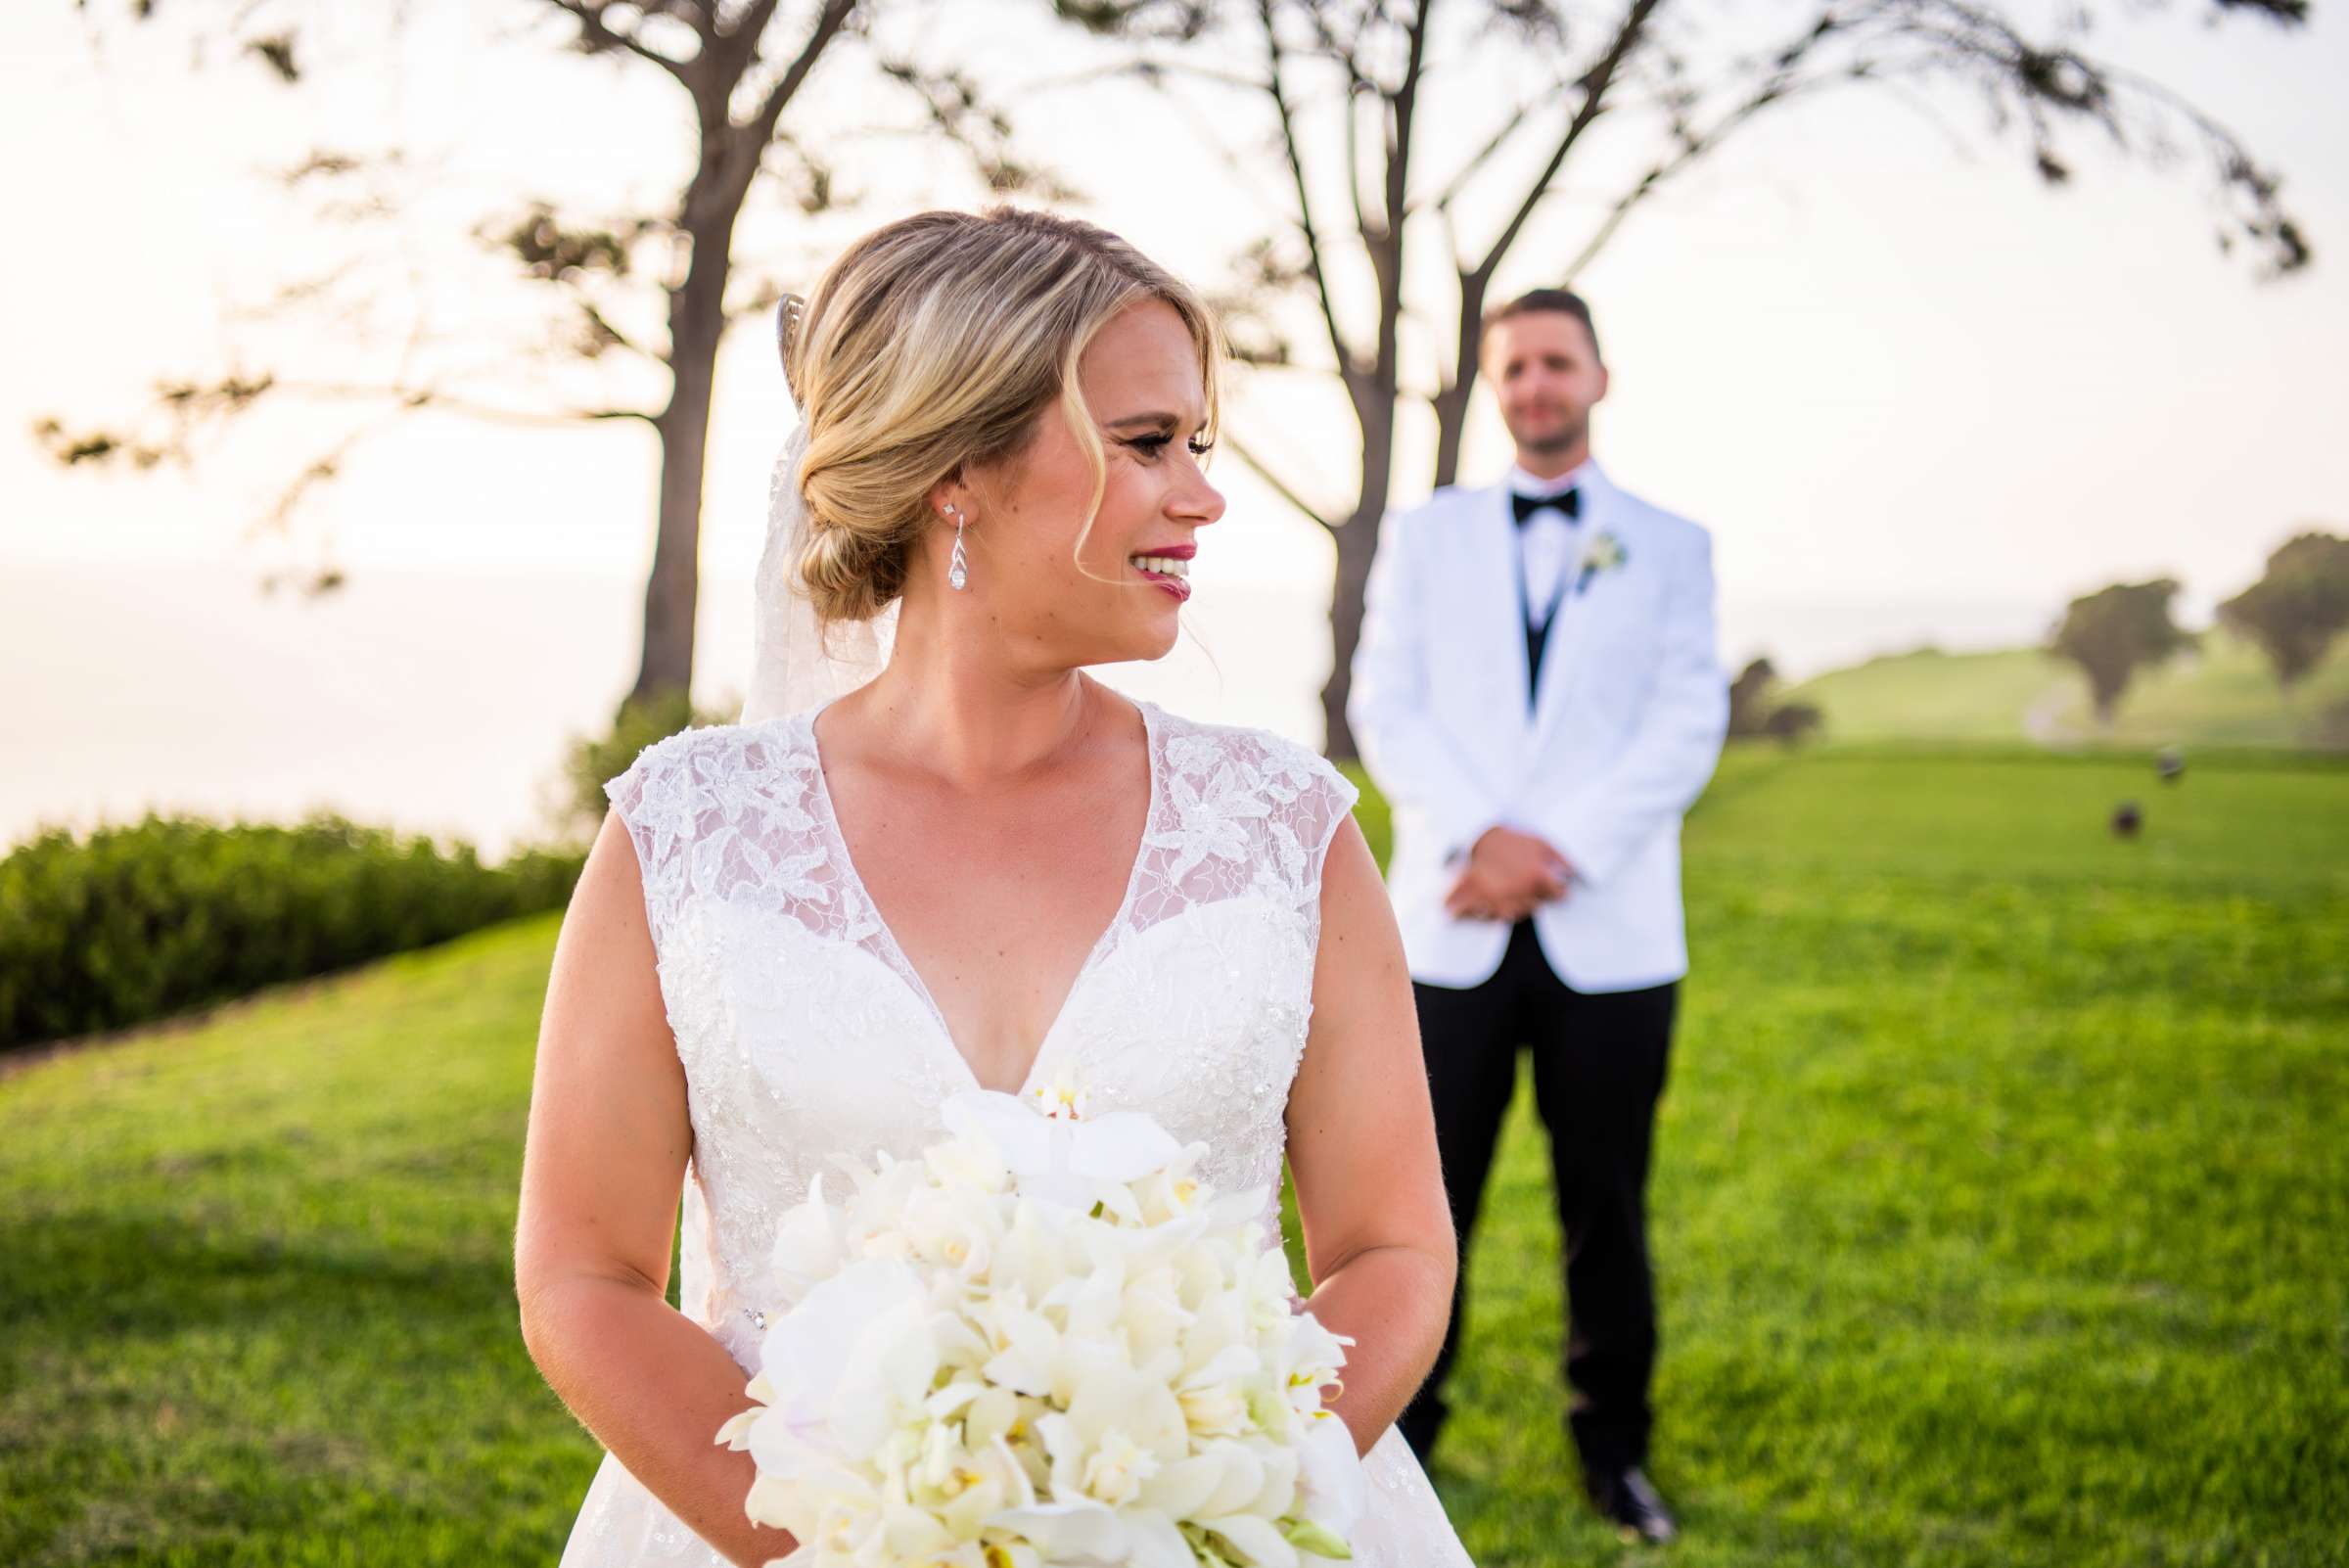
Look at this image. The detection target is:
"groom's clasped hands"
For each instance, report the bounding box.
[1443,825,1573,924]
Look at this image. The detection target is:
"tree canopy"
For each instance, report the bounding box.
[2048,576,2197,721]
[2218,530,2349,691]
[44,1,1052,713]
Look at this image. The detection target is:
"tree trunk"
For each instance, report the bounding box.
[1431,268,1491,489]
[628,207,735,712]
[1320,495,1385,762]
[1313,1,1427,763]
[1318,386,1397,762]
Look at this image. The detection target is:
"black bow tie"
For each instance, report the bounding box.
[1511,487,1581,526]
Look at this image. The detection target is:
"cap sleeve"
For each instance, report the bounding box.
[1298,752,1361,890]
[601,732,699,961]
[1234,727,1360,934]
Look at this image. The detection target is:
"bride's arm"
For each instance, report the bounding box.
[515,810,796,1568]
[1285,814,1459,1455]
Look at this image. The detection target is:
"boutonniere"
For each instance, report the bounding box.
[1575,528,1630,595]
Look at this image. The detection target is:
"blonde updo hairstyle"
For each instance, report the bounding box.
[782,207,1224,627]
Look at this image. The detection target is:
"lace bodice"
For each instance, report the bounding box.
[563,697,1476,1568]
[602,697,1357,1369]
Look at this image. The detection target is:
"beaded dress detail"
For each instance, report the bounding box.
[558,698,1475,1567]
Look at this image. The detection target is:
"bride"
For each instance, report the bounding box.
[516,207,1473,1567]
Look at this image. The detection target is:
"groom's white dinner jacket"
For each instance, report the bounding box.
[1348,461,1729,993]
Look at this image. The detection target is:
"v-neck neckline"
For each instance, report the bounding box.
[798,693,1162,1100]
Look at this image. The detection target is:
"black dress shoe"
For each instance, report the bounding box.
[1586,1465,1678,1544]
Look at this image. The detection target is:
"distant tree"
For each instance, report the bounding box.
[1727,654,1822,743]
[2217,529,2349,690]
[1053,0,2312,758]
[2047,577,2197,722]
[1728,657,1779,737]
[1763,701,1823,743]
[41,3,1057,715]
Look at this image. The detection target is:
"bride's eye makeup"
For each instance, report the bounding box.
[1123,432,1215,461]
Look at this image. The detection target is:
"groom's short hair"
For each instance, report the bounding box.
[1482,288,1601,364]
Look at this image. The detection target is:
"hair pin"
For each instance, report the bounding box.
[776,293,806,400]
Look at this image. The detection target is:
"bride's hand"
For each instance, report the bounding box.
[517,808,800,1568]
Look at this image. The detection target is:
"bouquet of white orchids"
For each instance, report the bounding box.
[714,1081,1367,1568]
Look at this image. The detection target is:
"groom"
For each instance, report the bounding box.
[1349,289,1727,1544]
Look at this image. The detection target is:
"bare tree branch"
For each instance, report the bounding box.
[1558,72,1830,281]
[1550,9,1844,279]
[543,0,697,84]
[1027,53,1268,95]
[746,0,859,151]
[1297,5,1378,237]
[707,0,785,93]
[36,372,653,477]
[1260,0,1357,378]
[877,57,1085,202]
[1472,0,1667,285]
[575,298,666,362]
[1424,71,1579,222]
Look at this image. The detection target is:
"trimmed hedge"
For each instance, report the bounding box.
[0,811,584,1053]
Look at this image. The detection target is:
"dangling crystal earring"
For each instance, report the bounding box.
[944,504,970,591]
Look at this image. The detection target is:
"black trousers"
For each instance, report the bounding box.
[1397,916,1677,1475]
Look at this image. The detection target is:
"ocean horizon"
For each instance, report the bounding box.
[4,554,2055,861]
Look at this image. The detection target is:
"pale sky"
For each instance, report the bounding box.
[6,0,2346,649]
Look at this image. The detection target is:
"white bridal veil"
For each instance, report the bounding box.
[738,296,897,725]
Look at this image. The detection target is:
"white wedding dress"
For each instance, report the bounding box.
[558,696,1476,1567]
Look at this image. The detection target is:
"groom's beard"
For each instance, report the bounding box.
[1510,412,1589,457]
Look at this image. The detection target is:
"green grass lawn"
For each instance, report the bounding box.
[4,748,2345,1566]
[1785,628,2349,751]
[1781,648,2071,745]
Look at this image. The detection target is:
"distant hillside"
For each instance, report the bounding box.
[1783,627,2349,751]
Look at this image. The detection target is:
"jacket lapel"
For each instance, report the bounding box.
[1526,463,1627,751]
[1467,484,1531,721]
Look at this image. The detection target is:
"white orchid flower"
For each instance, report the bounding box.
[1077,1426,1158,1506]
[1196,1439,1268,1519]
[801,1478,885,1558]
[1027,1066,1090,1122]
[1117,1507,1199,1568]
[1293,1410,1368,1538]
[767,1172,846,1298]
[750,1257,934,1463]
[878,1488,958,1562]
[1178,1382,1252,1439]
[725,1095,1361,1568]
[984,1499,1127,1566]
[923,1126,1012,1192]
[898,1185,1002,1283]
[944,1089,1188,1215]
[960,1385,1025,1453]
[1134,1156,1208,1224]
[1245,1442,1302,1521]
[977,1540,1045,1568]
